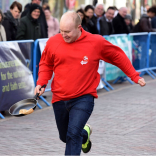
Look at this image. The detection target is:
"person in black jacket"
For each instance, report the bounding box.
[76,8,97,34]
[124,14,133,33]
[100,6,115,35]
[16,4,41,40]
[140,8,155,32]
[112,7,129,34]
[2,1,22,41]
[21,0,48,38]
[90,3,105,35]
[76,9,88,31]
[84,5,94,19]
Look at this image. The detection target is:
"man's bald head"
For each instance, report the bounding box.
[60,11,82,28]
[59,11,82,43]
[119,7,127,18]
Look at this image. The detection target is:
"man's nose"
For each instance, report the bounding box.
[61,32,66,37]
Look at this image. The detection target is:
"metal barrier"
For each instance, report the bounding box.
[129,33,155,79]
[104,34,134,84]
[33,39,51,107]
[12,40,44,109]
[98,60,114,91]
[0,113,5,119]
[148,32,156,77]
[0,40,36,119]
[1,32,156,119]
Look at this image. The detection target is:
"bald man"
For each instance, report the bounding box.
[35,11,146,155]
[113,7,129,34]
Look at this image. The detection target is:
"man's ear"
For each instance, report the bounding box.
[78,25,82,30]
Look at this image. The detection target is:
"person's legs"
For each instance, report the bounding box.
[65,94,94,155]
[52,101,69,143]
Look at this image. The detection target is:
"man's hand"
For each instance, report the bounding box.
[138,78,146,87]
[34,85,45,97]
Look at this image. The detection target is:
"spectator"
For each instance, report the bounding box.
[113,6,118,17]
[42,3,49,11]
[77,9,90,32]
[2,1,22,41]
[16,4,41,40]
[21,0,48,38]
[44,8,59,38]
[76,8,97,34]
[125,14,133,33]
[139,7,155,32]
[90,3,105,34]
[22,0,41,13]
[100,6,115,35]
[0,10,6,41]
[113,7,129,34]
[84,5,94,19]
[151,6,156,30]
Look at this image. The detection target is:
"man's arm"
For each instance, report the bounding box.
[99,38,146,86]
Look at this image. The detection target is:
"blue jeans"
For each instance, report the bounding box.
[52,94,94,155]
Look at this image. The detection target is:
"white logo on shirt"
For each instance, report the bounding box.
[80,56,89,65]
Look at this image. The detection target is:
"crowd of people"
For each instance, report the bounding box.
[0,0,60,41]
[77,3,156,35]
[0,0,156,41]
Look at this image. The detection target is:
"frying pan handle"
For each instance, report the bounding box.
[34,84,46,100]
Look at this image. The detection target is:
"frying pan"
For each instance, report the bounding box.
[9,85,46,117]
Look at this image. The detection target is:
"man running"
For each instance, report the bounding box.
[34,11,146,156]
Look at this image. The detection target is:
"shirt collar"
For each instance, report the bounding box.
[94,13,102,19]
[75,27,87,42]
[104,14,112,22]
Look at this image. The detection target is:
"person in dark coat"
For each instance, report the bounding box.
[149,6,156,30]
[90,3,105,35]
[16,4,41,40]
[84,5,94,19]
[83,5,98,34]
[112,7,129,34]
[2,1,22,41]
[0,9,6,41]
[76,8,97,34]
[76,9,89,31]
[125,14,133,33]
[139,7,155,32]
[21,0,48,38]
[100,6,115,35]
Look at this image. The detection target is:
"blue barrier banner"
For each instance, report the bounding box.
[104,35,132,81]
[149,34,156,68]
[38,39,53,90]
[130,34,148,70]
[0,42,34,111]
[39,39,48,54]
[18,42,34,71]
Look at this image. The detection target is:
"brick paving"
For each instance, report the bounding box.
[0,76,156,156]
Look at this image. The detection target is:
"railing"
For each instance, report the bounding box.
[1,32,156,119]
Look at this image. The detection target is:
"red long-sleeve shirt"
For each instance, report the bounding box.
[37,28,141,103]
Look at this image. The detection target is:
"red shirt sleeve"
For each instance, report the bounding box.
[99,38,141,83]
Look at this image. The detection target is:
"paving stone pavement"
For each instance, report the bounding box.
[0,76,156,156]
